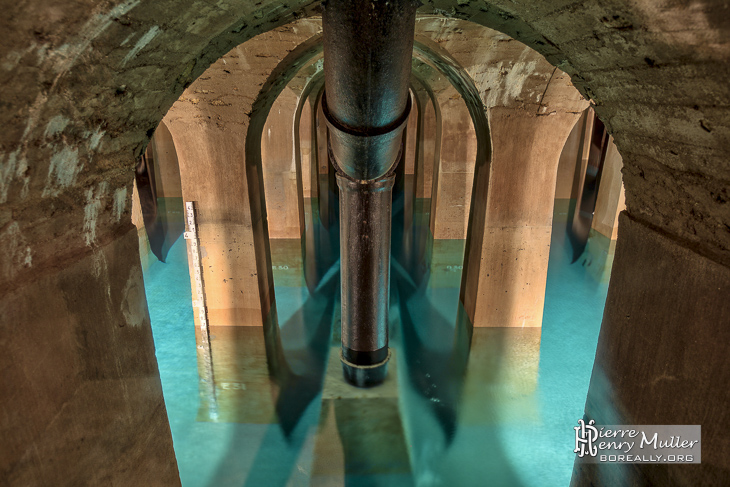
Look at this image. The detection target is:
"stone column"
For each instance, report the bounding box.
[164,119,265,328]
[160,23,322,421]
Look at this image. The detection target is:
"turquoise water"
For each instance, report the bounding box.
[143,204,611,486]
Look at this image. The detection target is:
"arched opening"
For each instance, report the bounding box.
[135,14,606,485]
[3,1,728,486]
[136,20,498,484]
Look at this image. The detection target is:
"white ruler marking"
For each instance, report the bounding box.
[185,201,218,420]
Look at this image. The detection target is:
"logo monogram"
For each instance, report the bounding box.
[574,419,599,457]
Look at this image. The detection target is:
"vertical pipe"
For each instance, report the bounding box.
[337,172,395,386]
[322,0,419,386]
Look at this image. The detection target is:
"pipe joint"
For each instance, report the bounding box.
[323,92,411,181]
[340,348,391,388]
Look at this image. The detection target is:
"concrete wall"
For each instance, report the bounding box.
[0,225,180,485]
[575,214,730,485]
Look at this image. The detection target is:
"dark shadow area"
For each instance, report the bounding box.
[135,127,186,263]
[135,153,166,261]
[568,113,608,263]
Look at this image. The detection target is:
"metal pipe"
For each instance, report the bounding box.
[337,170,395,386]
[323,0,418,180]
[322,0,419,386]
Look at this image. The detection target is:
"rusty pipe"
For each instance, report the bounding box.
[323,0,419,386]
[323,0,419,180]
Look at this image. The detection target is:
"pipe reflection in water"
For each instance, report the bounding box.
[311,345,413,485]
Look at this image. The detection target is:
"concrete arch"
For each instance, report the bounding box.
[2,2,726,295]
[2,1,729,485]
[244,34,323,325]
[244,31,489,347]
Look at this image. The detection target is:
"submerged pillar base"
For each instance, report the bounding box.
[340,348,391,388]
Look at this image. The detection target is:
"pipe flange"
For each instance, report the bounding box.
[322,92,412,181]
[340,348,391,388]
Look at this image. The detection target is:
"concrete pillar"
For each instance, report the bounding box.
[576,136,627,283]
[591,136,626,241]
[143,123,185,261]
[411,21,590,330]
[160,23,322,420]
[431,85,478,240]
[164,121,264,328]
[401,79,437,278]
[554,110,587,216]
[162,118,274,418]
[572,109,595,225]
[148,122,183,199]
[419,90,438,202]
[131,180,154,271]
[401,91,420,249]
[472,108,583,328]
[573,215,730,486]
[299,99,314,199]
[556,113,584,199]
[162,22,320,329]
[261,86,303,240]
[315,94,337,232]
